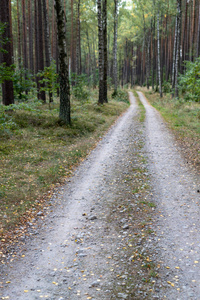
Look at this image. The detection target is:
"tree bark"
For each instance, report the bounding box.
[97,0,104,104]
[38,0,46,102]
[54,0,71,124]
[28,0,34,73]
[17,0,21,68]
[102,0,108,102]
[76,0,81,76]
[175,0,181,98]
[113,0,118,94]
[157,12,162,97]
[0,0,14,105]
[22,0,28,70]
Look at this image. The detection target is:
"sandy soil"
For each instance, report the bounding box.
[0,92,199,300]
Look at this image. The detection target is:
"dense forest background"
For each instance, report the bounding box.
[1,0,200,112]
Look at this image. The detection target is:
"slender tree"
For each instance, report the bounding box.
[54,0,71,124]
[97,0,104,104]
[38,0,46,102]
[102,0,108,102]
[28,0,34,73]
[157,11,162,97]
[0,0,14,105]
[113,0,118,95]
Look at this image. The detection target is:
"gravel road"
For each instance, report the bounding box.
[0,92,199,300]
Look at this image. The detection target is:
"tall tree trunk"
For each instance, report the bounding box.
[102,0,108,102]
[28,0,34,73]
[76,0,81,76]
[197,4,200,57]
[86,29,91,84]
[157,12,162,97]
[146,33,150,89]
[17,0,21,68]
[34,0,39,95]
[54,0,71,124]
[97,0,104,104]
[38,0,46,102]
[22,0,28,70]
[113,0,118,94]
[0,0,14,105]
[43,0,51,67]
[175,0,181,98]
[43,0,52,101]
[172,16,177,91]
[70,0,75,78]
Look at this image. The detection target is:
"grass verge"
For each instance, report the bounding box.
[0,90,129,245]
[136,87,200,171]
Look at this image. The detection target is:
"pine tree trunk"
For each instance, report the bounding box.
[43,0,52,101]
[197,4,200,57]
[0,0,14,105]
[54,0,71,124]
[28,0,34,73]
[175,0,181,98]
[34,0,39,97]
[113,0,118,94]
[22,0,28,70]
[76,0,81,76]
[97,0,104,104]
[146,33,150,89]
[157,12,162,97]
[17,0,21,68]
[102,0,108,102]
[43,0,51,67]
[172,16,177,91]
[38,0,46,102]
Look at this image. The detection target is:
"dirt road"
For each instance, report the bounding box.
[0,92,199,300]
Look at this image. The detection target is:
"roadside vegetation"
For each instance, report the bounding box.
[0,89,129,243]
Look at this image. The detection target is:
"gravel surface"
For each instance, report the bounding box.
[0,91,199,300]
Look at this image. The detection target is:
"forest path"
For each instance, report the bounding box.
[137,91,200,299]
[0,92,200,300]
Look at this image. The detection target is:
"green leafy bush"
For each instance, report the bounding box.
[71,74,90,101]
[112,89,129,104]
[13,67,36,100]
[37,61,58,102]
[178,58,200,102]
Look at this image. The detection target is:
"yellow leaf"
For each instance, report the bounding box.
[166,266,170,269]
[194,261,199,264]
[52,282,58,286]
[175,266,180,269]
[24,290,29,293]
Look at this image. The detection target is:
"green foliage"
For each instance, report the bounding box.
[71,74,90,101]
[163,81,171,93]
[13,67,36,100]
[178,58,200,102]
[37,61,59,100]
[0,63,15,84]
[0,23,15,85]
[112,89,129,104]
[0,100,42,136]
[0,105,17,135]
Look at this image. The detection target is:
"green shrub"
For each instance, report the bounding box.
[71,74,90,101]
[178,58,200,102]
[112,89,129,104]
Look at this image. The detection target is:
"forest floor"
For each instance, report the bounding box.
[0,91,200,300]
